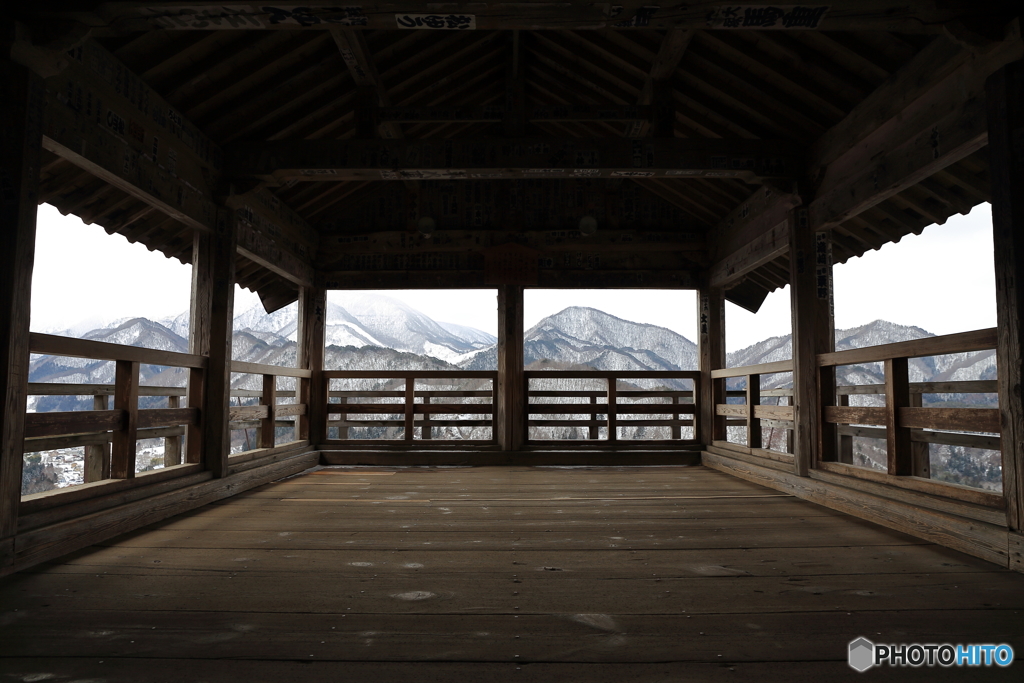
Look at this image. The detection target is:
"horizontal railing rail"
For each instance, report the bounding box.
[525,370,700,443]
[323,371,498,443]
[816,327,1002,507]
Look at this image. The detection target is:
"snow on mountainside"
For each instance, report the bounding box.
[460,306,697,373]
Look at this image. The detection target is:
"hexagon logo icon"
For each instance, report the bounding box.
[849,637,875,672]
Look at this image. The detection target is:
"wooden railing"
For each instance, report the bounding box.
[817,327,1001,506]
[228,360,312,454]
[711,360,794,463]
[24,333,206,482]
[323,371,497,443]
[525,371,700,444]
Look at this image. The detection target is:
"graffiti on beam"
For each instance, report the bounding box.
[395,14,476,29]
[610,5,659,27]
[141,6,266,28]
[263,6,368,26]
[706,5,830,29]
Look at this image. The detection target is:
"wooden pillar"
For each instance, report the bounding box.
[789,207,835,476]
[697,286,725,446]
[497,285,525,450]
[885,357,913,476]
[85,395,111,481]
[746,373,762,449]
[0,60,43,546]
[192,208,236,477]
[109,360,140,479]
[987,60,1024,533]
[163,395,182,467]
[297,285,326,445]
[258,374,277,449]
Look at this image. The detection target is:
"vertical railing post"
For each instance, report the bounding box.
[186,367,204,464]
[259,374,277,449]
[671,395,681,440]
[164,394,182,466]
[110,360,140,479]
[85,394,111,482]
[607,377,618,442]
[837,393,854,464]
[746,373,761,449]
[885,357,912,476]
[589,395,600,440]
[909,391,930,478]
[404,375,415,441]
[422,394,432,439]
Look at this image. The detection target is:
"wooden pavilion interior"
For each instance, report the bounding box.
[3,2,1024,678]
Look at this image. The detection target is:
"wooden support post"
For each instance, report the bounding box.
[909,392,931,477]
[84,395,110,482]
[164,395,182,466]
[789,208,835,476]
[186,367,204,463]
[747,373,762,449]
[110,360,140,479]
[698,287,726,446]
[607,378,618,443]
[589,396,600,440]
[986,60,1024,533]
[421,395,432,440]
[497,285,525,450]
[671,396,682,440]
[297,285,326,445]
[885,357,913,476]
[404,378,415,441]
[337,397,348,440]
[259,374,277,449]
[837,394,854,464]
[195,209,237,477]
[0,60,42,546]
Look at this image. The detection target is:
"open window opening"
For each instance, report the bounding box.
[523,289,697,443]
[323,290,497,443]
[24,205,195,496]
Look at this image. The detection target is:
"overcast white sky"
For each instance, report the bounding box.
[31,202,996,350]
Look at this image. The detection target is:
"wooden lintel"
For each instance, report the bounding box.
[226,137,801,183]
[373,104,655,123]
[35,39,219,232]
[323,268,698,290]
[710,190,798,288]
[64,2,983,33]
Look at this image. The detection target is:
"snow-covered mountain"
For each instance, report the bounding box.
[460,306,698,373]
[725,319,997,396]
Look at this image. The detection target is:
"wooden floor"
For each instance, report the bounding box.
[2,465,1023,682]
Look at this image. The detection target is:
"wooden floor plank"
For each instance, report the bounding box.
[2,464,1023,681]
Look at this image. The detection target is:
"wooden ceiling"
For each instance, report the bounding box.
[21,3,1003,311]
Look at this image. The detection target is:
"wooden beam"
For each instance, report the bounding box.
[0,60,43,546]
[331,28,402,140]
[987,59,1024,533]
[710,190,799,288]
[67,2,987,33]
[497,285,525,451]
[226,137,801,183]
[201,207,238,478]
[789,208,835,476]
[810,31,1023,230]
[372,103,655,123]
[34,39,219,233]
[627,29,693,137]
[322,268,699,290]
